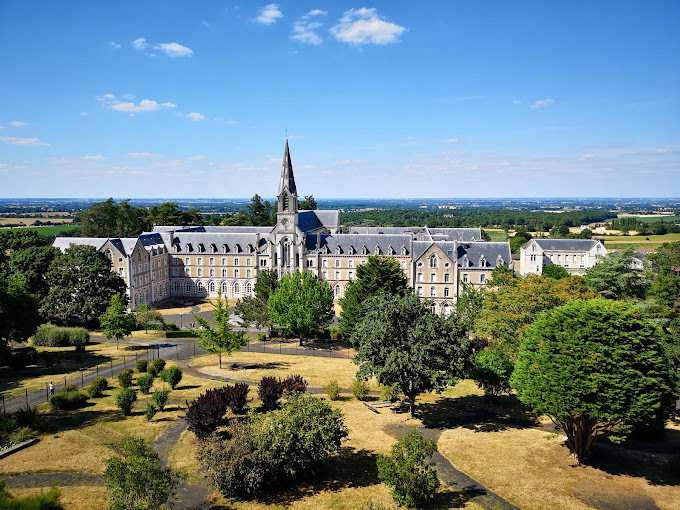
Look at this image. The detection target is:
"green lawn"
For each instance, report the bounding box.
[485,230,508,242]
[0,224,79,236]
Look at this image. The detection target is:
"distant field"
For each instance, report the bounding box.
[0,224,79,236]
[603,233,680,250]
[0,213,73,226]
[485,230,509,242]
[634,215,680,223]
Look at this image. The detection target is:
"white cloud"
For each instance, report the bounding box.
[334,159,363,165]
[254,4,282,24]
[97,93,116,101]
[9,121,29,127]
[512,100,522,105]
[292,10,327,44]
[80,112,88,116]
[108,41,121,49]
[330,8,406,45]
[0,136,49,146]
[529,98,555,109]
[132,38,147,50]
[155,42,193,57]
[82,155,106,160]
[201,20,210,28]
[446,138,460,143]
[186,112,205,121]
[127,152,165,158]
[187,155,206,160]
[105,99,176,114]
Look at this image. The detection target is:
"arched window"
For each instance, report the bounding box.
[282,193,289,211]
[245,282,252,294]
[221,281,228,293]
[209,281,215,293]
[429,254,437,268]
[233,282,240,294]
[335,285,342,297]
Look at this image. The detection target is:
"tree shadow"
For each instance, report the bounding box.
[584,436,680,486]
[417,394,538,433]
[46,407,127,433]
[251,446,380,505]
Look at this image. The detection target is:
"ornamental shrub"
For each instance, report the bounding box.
[186,388,230,439]
[258,377,283,411]
[224,383,250,414]
[61,384,78,393]
[149,358,166,377]
[282,374,307,395]
[87,376,108,398]
[144,402,158,422]
[136,359,148,373]
[257,332,267,342]
[115,387,137,416]
[324,379,340,401]
[160,366,182,389]
[32,324,89,351]
[117,368,133,388]
[50,391,88,410]
[152,390,169,412]
[377,428,440,508]
[351,378,370,401]
[0,416,17,434]
[137,373,154,395]
[379,383,399,402]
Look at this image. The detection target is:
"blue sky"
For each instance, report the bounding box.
[1,1,678,199]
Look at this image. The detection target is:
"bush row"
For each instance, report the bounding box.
[32,324,89,350]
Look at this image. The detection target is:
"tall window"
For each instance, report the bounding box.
[417,286,423,297]
[335,259,341,267]
[197,258,202,266]
[246,269,252,278]
[417,273,423,282]
[463,273,469,283]
[197,268,203,277]
[209,258,214,265]
[222,269,227,277]
[322,259,328,268]
[348,260,354,268]
[234,258,239,266]
[335,271,340,280]
[429,254,437,268]
[430,286,436,297]
[221,257,226,265]
[246,258,251,266]
[322,270,328,280]
[348,271,354,280]
[234,269,239,278]
[480,274,486,284]
[444,273,450,282]
[185,257,190,265]
[209,268,215,277]
[430,273,436,282]
[444,287,450,297]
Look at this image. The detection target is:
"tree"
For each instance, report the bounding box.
[377,428,440,508]
[475,275,598,359]
[0,275,41,349]
[76,198,120,237]
[135,304,163,334]
[193,289,247,368]
[0,229,48,253]
[454,282,485,331]
[234,268,279,336]
[339,255,409,338]
[470,348,514,398]
[246,194,273,226]
[352,293,471,416]
[511,299,678,464]
[510,229,532,254]
[584,247,650,300]
[268,271,334,345]
[648,241,680,308]
[480,229,491,241]
[42,245,128,323]
[543,264,570,280]
[487,263,515,287]
[8,245,59,301]
[147,202,203,226]
[100,295,136,349]
[299,195,317,210]
[104,437,182,510]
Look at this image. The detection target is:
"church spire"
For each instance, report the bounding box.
[278,139,298,214]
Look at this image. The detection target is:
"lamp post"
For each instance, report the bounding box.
[179,313,183,329]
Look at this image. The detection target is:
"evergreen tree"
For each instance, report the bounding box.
[194,289,247,368]
[100,294,136,349]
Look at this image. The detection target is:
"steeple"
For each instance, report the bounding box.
[278,139,298,213]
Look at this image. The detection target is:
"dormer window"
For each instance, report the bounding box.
[361,245,368,256]
[198,243,205,252]
[185,243,192,252]
[479,256,486,267]
[335,245,342,255]
[348,245,355,255]
[387,245,395,256]
[463,257,469,268]
[234,244,241,253]
[374,245,381,255]
[211,244,217,253]
[401,246,408,256]
[222,244,229,253]
[496,255,504,266]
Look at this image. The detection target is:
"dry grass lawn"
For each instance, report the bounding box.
[6,486,108,510]
[190,351,368,389]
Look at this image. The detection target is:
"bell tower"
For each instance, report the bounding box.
[272,139,301,275]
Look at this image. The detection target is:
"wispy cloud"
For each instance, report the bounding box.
[127,152,165,158]
[187,155,206,160]
[108,41,121,49]
[132,37,147,50]
[330,8,406,45]
[100,95,177,115]
[82,155,106,160]
[9,121,29,127]
[529,98,555,109]
[80,112,88,117]
[254,4,283,24]
[186,112,205,121]
[155,42,193,57]
[0,136,49,146]
[334,159,364,165]
[445,138,460,143]
[292,9,327,45]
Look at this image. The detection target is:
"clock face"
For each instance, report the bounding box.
[282,218,290,227]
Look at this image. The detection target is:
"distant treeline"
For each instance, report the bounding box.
[610,217,680,235]
[340,208,616,232]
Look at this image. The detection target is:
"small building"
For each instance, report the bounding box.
[519,238,607,277]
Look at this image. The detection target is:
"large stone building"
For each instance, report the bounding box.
[53,141,511,314]
[519,238,607,277]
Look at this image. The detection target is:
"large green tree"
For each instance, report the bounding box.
[193,289,247,368]
[76,198,151,238]
[147,202,203,226]
[268,270,334,345]
[8,245,59,300]
[475,275,598,358]
[245,194,273,226]
[647,241,680,309]
[234,268,279,336]
[584,247,650,300]
[352,292,472,416]
[41,244,128,323]
[339,255,409,339]
[134,304,163,334]
[512,298,678,464]
[299,195,317,210]
[100,294,136,349]
[0,275,41,348]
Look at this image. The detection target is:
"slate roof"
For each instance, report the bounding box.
[169,232,263,254]
[52,237,107,253]
[457,242,511,268]
[527,239,604,252]
[346,226,481,242]
[304,233,412,255]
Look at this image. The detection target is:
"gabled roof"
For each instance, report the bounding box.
[526,238,605,251]
[169,232,262,255]
[52,237,108,253]
[304,233,412,255]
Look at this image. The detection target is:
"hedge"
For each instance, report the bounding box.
[32,324,89,350]
[165,331,199,339]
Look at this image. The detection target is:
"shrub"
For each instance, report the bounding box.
[136,359,148,372]
[379,383,399,402]
[152,390,169,412]
[471,349,514,398]
[144,402,158,422]
[198,420,265,499]
[257,332,267,342]
[115,388,137,415]
[149,358,166,377]
[282,374,307,395]
[15,407,39,428]
[61,384,79,393]
[252,393,348,480]
[164,330,199,338]
[87,376,108,398]
[258,377,283,411]
[137,373,154,395]
[104,437,182,510]
[9,427,34,444]
[329,326,342,341]
[50,391,88,410]
[117,368,134,388]
[224,383,250,414]
[351,378,371,401]
[160,366,182,389]
[0,416,17,434]
[186,388,230,438]
[69,328,89,352]
[0,479,62,509]
[324,379,340,401]
[377,428,440,508]
[31,324,89,351]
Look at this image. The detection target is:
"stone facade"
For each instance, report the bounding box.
[519,238,607,277]
[53,141,512,313]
